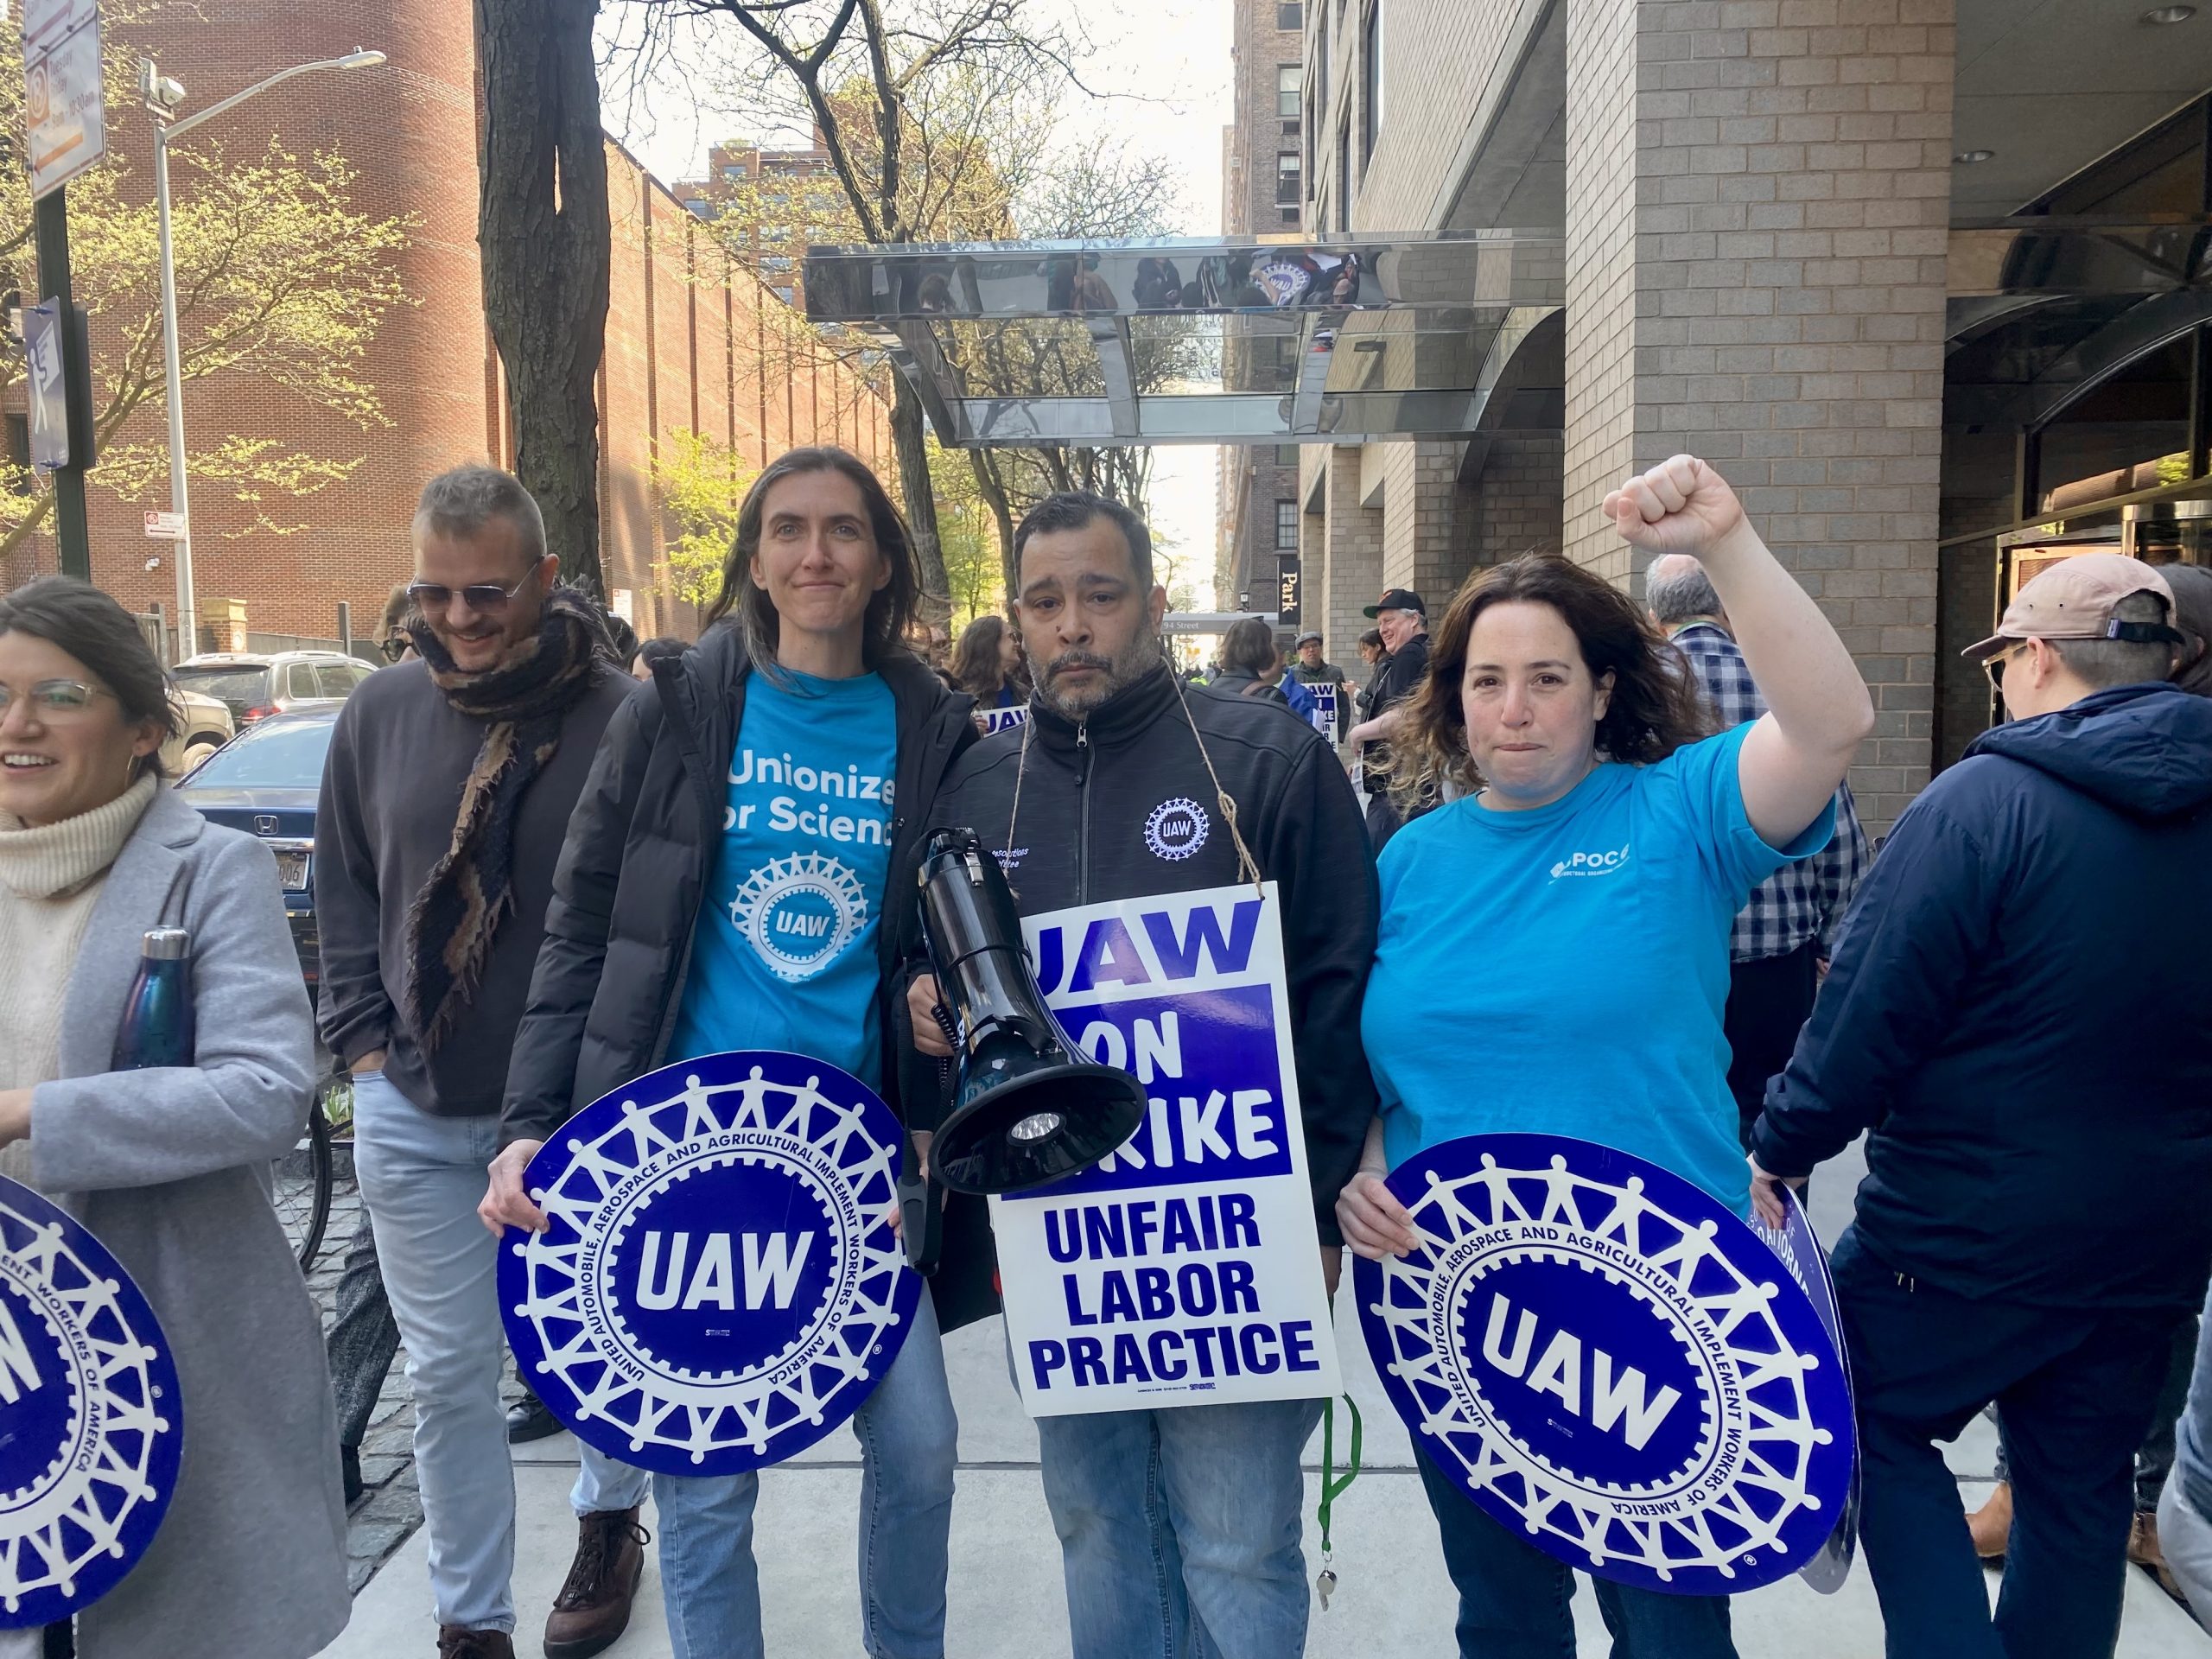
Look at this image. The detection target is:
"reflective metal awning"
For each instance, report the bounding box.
[803,233,1564,447]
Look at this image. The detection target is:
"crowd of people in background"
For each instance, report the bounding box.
[2,438,2210,1659]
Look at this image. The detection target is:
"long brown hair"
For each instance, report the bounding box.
[1390,554,1710,804]
[702,447,920,679]
[950,613,1019,700]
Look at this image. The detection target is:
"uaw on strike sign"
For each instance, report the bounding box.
[992,883,1340,1414]
[1357,1135,1854,1595]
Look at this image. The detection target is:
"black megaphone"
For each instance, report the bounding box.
[918,827,1148,1195]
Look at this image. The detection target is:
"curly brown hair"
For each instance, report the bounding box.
[1389,554,1711,804]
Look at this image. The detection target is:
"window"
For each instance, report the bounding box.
[761,254,794,273]
[1275,499,1299,550]
[721,162,747,180]
[1275,444,1300,465]
[1276,152,1301,206]
[772,286,795,304]
[1281,207,1300,225]
[1277,64,1300,121]
[1362,0,1384,169]
[1277,3,1303,28]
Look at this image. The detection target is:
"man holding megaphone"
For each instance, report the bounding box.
[906,493,1376,1659]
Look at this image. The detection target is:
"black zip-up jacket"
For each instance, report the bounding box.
[908,663,1380,1249]
[500,626,975,1153]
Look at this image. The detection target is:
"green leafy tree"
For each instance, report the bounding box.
[655,424,758,607]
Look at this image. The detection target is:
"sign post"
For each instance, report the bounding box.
[22,0,104,581]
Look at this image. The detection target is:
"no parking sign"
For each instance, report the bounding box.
[500,1051,919,1477]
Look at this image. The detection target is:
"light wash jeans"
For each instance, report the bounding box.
[1037,1395,1325,1659]
[353,1072,652,1634]
[654,1290,958,1659]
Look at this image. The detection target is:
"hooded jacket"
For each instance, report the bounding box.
[500,627,975,1150]
[908,663,1380,1255]
[1752,682,2212,1307]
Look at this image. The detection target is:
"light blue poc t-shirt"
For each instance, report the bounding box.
[668,667,898,1089]
[1358,722,1829,1214]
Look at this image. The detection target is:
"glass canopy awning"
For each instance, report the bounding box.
[802,232,1564,447]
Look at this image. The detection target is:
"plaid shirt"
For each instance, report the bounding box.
[1669,621,1872,963]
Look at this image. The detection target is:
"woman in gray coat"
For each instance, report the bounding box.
[0,576,349,1659]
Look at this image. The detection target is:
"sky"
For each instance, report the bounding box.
[599,0,1235,607]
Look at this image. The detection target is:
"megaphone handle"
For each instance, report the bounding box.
[899,1125,944,1276]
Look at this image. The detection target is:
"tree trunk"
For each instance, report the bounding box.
[889,374,950,627]
[475,0,609,594]
[965,448,1018,607]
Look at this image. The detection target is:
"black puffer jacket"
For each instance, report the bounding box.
[500,626,974,1150]
[907,663,1380,1256]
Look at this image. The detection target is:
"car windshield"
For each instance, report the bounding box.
[182,719,334,789]
[172,666,270,711]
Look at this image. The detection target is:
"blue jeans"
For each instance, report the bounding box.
[353,1074,652,1633]
[1831,1227,2177,1659]
[654,1290,958,1659]
[1415,1451,1734,1658]
[1037,1395,1323,1659]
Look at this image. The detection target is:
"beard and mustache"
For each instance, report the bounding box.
[1030,632,1163,718]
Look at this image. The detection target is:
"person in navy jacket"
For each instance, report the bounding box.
[1750,553,2212,1659]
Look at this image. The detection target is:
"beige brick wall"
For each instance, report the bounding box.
[1320,446,1385,665]
[1560,0,1955,832]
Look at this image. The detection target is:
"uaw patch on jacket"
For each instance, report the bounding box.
[500,1051,918,1476]
[1357,1134,1854,1595]
[0,1175,181,1627]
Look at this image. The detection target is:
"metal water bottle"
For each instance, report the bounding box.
[113,927,194,1071]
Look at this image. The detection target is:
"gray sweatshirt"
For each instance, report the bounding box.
[315,657,633,1116]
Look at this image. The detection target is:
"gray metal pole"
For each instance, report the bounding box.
[153,126,195,654]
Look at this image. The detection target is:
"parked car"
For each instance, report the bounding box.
[172,649,373,728]
[174,709,339,990]
[162,685,235,777]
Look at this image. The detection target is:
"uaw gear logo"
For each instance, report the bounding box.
[0,1176,181,1628]
[501,1051,919,1477]
[1357,1134,1853,1596]
[731,853,869,984]
[1144,797,1210,862]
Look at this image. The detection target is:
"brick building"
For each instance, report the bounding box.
[4,1,885,650]
[673,141,835,308]
[1217,0,1308,627]
[1290,0,2212,833]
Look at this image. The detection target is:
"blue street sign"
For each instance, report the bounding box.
[0,1175,182,1627]
[500,1050,921,1478]
[1357,1134,1855,1596]
[22,302,67,471]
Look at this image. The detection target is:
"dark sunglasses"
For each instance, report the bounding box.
[404,574,535,614]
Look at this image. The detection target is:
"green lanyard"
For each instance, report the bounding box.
[1314,1393,1363,1611]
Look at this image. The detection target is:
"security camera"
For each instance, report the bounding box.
[144,556,162,572]
[137,60,186,117]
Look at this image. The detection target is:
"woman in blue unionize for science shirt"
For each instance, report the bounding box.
[1339,455,1873,1659]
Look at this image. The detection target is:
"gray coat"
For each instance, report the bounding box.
[28,787,350,1659]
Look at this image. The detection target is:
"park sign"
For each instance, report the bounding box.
[991,882,1341,1415]
[499,1050,920,1477]
[22,0,105,201]
[1357,1134,1854,1595]
[0,1174,181,1626]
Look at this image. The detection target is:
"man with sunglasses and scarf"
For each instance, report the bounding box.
[1748,553,2212,1659]
[315,466,652,1659]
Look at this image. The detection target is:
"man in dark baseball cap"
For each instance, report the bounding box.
[1345,588,1431,847]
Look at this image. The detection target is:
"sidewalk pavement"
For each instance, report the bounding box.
[316,1140,2212,1657]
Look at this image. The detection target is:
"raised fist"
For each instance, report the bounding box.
[1602,454,1746,556]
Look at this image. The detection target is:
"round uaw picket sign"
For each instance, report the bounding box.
[1753,1183,1860,1594]
[1357,1135,1853,1595]
[500,1051,919,1477]
[0,1176,181,1627]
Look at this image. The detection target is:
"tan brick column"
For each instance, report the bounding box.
[1322,447,1386,668]
[1562,0,1954,831]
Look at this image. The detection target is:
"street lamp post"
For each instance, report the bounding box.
[140,49,385,659]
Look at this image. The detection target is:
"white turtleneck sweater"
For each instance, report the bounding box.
[0,774,158,1182]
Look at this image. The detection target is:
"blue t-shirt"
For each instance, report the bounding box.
[668,668,898,1089]
[1359,723,1829,1212]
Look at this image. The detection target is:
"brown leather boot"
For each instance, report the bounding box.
[1967,1480,2012,1560]
[543,1506,650,1659]
[435,1629,516,1659]
[2132,1509,2184,1598]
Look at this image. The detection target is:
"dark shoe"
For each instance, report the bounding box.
[340,1443,365,1508]
[543,1507,649,1659]
[435,1629,515,1659]
[505,1388,562,1445]
[1967,1480,2012,1561]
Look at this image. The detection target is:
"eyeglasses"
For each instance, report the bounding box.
[404,574,536,614]
[0,678,114,719]
[378,636,410,663]
[1983,642,2030,688]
